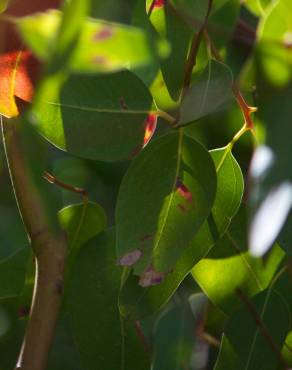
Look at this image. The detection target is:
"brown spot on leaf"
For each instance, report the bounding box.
[119,96,128,110]
[176,178,193,203]
[93,26,114,41]
[17,306,30,318]
[119,249,143,266]
[141,234,153,242]
[177,204,187,212]
[93,55,109,66]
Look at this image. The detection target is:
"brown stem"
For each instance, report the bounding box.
[134,320,152,357]
[204,32,257,129]
[147,0,157,17]
[43,170,88,203]
[181,0,213,97]
[1,117,66,370]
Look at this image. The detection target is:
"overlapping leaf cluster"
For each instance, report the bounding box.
[0,0,292,369]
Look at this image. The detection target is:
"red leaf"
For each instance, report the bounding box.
[0,50,40,117]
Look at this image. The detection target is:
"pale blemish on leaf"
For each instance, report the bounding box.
[119,249,142,266]
[139,265,165,287]
[92,55,109,66]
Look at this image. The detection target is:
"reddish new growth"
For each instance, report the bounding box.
[139,265,165,287]
[119,249,143,266]
[143,114,157,147]
[176,178,193,203]
[93,26,114,41]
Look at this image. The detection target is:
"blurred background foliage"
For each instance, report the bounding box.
[0,0,292,369]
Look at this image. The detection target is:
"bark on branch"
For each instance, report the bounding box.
[1,117,67,370]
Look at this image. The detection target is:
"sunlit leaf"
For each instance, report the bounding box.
[193,207,284,314]
[257,0,292,87]
[116,131,217,283]
[215,289,290,370]
[119,146,243,318]
[15,9,169,74]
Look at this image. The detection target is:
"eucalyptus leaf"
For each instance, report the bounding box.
[119,146,243,319]
[68,229,150,370]
[0,248,30,300]
[15,9,169,73]
[0,0,9,13]
[152,303,198,370]
[116,131,217,282]
[193,206,284,314]
[215,289,290,370]
[178,60,233,125]
[29,70,155,161]
[58,201,107,260]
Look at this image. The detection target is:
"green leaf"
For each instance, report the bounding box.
[193,207,284,314]
[0,0,9,13]
[15,9,169,73]
[68,229,150,370]
[58,201,107,259]
[47,316,83,370]
[0,300,26,370]
[116,131,217,282]
[0,248,30,300]
[119,146,243,319]
[178,60,234,125]
[152,303,198,370]
[244,0,273,16]
[215,289,290,370]
[29,70,155,161]
[257,0,292,87]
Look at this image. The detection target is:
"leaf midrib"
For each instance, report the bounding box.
[152,129,184,259]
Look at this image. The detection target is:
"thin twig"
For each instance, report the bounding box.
[134,320,152,357]
[204,31,257,130]
[236,288,289,370]
[43,170,88,203]
[181,0,213,97]
[147,0,157,17]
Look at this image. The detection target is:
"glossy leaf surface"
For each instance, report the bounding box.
[116,131,217,281]
[30,70,155,161]
[119,146,243,318]
[58,201,107,257]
